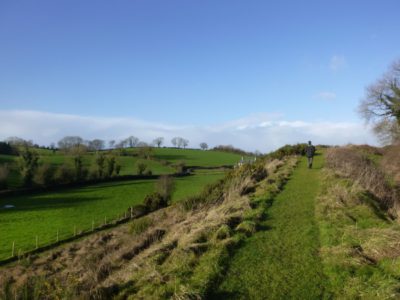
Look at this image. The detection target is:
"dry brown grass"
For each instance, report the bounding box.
[325,147,399,218]
[316,169,400,298]
[381,145,400,185]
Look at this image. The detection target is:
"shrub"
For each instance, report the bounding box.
[73,155,87,182]
[143,192,168,212]
[54,164,75,185]
[0,164,10,190]
[18,147,39,186]
[156,175,175,202]
[137,146,153,160]
[94,153,106,178]
[105,155,116,178]
[115,163,121,176]
[174,161,186,173]
[136,162,147,175]
[212,145,251,156]
[268,143,307,159]
[128,204,148,218]
[34,164,55,187]
[180,179,226,211]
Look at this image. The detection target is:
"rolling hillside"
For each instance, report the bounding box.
[1,146,399,299]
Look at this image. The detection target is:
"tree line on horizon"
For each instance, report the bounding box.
[0,135,213,153]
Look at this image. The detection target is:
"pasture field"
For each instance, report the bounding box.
[0,148,242,188]
[0,170,225,260]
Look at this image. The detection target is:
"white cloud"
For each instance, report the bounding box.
[0,110,377,152]
[314,91,336,101]
[329,55,346,71]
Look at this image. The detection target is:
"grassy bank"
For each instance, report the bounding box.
[0,171,224,261]
[317,161,400,298]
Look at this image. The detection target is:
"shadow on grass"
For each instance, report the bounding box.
[0,195,104,214]
[154,154,188,161]
[358,191,391,222]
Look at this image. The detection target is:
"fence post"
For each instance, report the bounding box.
[74,226,77,237]
[130,206,133,219]
[56,230,59,242]
[11,241,15,257]
[36,236,38,249]
[92,220,95,231]
[104,216,107,225]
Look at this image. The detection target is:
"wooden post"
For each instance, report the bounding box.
[92,220,95,231]
[11,241,15,257]
[104,216,107,225]
[35,236,38,249]
[56,230,59,242]
[74,226,76,237]
[130,206,133,219]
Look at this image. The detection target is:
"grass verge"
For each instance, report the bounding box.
[316,168,400,298]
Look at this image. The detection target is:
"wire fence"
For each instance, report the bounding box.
[0,206,138,265]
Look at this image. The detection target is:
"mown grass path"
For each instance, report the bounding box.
[213,155,325,299]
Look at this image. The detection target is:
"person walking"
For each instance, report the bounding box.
[305,141,316,169]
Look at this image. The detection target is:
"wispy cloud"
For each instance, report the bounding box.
[314,91,336,101]
[329,55,346,71]
[0,110,377,152]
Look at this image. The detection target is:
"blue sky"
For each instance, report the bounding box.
[0,0,399,150]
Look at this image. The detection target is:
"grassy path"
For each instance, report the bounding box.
[213,155,325,299]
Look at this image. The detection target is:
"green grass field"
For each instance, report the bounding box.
[213,155,325,299]
[0,148,243,188]
[0,170,225,261]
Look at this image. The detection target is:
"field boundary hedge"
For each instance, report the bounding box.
[0,172,190,198]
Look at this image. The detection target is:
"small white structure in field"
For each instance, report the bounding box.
[3,205,15,209]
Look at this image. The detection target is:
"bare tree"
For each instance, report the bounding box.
[182,139,189,149]
[153,137,164,148]
[6,136,32,147]
[359,59,400,144]
[58,136,84,150]
[200,142,208,150]
[115,140,127,149]
[137,141,148,147]
[171,137,179,148]
[126,136,139,148]
[88,139,105,151]
[109,140,115,149]
[171,137,188,148]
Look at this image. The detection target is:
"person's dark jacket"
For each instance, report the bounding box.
[305,145,316,158]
